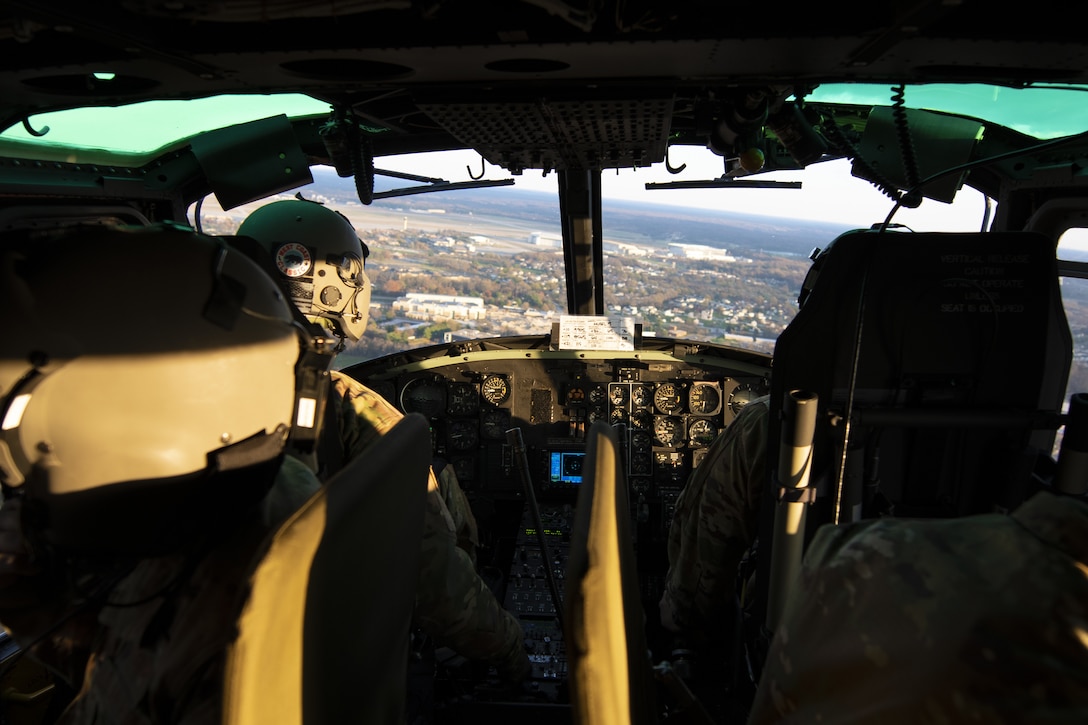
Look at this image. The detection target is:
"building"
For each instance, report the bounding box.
[667,243,735,261]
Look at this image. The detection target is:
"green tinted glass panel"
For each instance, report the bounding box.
[809,83,1088,139]
[0,94,331,163]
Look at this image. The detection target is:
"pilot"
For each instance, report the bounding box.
[747,489,1088,723]
[234,198,531,686]
[659,394,769,643]
[0,223,322,722]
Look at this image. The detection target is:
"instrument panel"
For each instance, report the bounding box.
[343,335,771,503]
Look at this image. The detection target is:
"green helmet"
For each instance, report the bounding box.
[237,198,372,341]
[0,224,301,554]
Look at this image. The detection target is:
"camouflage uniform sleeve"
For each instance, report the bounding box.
[328,371,528,679]
[660,396,768,640]
[414,483,529,680]
[748,493,1088,724]
[436,464,480,564]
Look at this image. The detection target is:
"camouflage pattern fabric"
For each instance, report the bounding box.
[660,396,769,641]
[320,371,527,680]
[748,491,1088,724]
[0,456,320,725]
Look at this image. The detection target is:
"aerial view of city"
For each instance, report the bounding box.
[199,172,844,363]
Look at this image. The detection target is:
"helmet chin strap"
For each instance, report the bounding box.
[306,316,348,352]
[287,325,338,454]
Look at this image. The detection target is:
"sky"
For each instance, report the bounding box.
[363,146,1088,253]
[367,146,992,233]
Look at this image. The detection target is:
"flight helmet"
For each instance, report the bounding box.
[0,223,302,554]
[237,198,371,341]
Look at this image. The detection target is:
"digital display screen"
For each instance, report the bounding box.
[549,450,586,484]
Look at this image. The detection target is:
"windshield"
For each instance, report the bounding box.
[197,149,990,367]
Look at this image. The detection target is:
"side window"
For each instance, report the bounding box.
[1056,228,1088,446]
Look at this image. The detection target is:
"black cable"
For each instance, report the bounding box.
[193,196,204,234]
[353,133,375,206]
[890,84,923,209]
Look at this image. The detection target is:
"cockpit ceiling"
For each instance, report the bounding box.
[416,96,674,172]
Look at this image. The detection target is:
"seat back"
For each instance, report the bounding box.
[564,421,657,725]
[769,229,1070,523]
[222,413,431,725]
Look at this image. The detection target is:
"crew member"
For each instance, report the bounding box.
[235,198,530,683]
[659,395,769,641]
[0,223,322,722]
[748,490,1088,723]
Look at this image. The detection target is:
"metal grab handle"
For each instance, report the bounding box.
[766,390,818,632]
[2,683,55,702]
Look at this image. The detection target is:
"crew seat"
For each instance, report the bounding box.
[564,421,657,725]
[751,228,1072,643]
[222,413,431,725]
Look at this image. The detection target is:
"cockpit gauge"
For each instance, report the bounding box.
[654,382,684,415]
[452,457,475,482]
[447,419,479,451]
[654,415,685,447]
[566,386,586,405]
[481,408,510,440]
[610,407,629,425]
[399,376,447,418]
[589,386,606,406]
[631,384,652,408]
[447,382,479,416]
[688,382,722,415]
[480,374,510,406]
[608,384,628,407]
[631,431,652,449]
[688,418,719,447]
[631,410,652,430]
[728,384,760,415]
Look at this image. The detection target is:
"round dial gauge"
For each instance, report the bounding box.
[481,409,510,439]
[447,419,479,451]
[610,407,629,425]
[452,457,475,482]
[631,431,652,449]
[654,382,684,415]
[567,386,586,404]
[688,418,719,446]
[399,376,447,418]
[608,384,628,406]
[654,415,684,447]
[729,385,759,414]
[589,386,606,405]
[631,384,651,408]
[631,410,652,430]
[688,383,721,415]
[480,374,510,406]
[447,382,479,415]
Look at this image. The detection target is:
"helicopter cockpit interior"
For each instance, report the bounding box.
[1,1,1088,722]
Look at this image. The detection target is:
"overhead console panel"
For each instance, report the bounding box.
[416,93,675,172]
